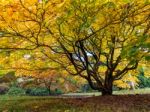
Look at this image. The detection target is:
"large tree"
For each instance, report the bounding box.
[0,0,150,95]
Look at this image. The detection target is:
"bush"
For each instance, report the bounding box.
[138,68,150,88]
[51,88,63,95]
[26,87,50,96]
[26,87,63,96]
[113,86,120,91]
[7,87,26,96]
[138,74,150,88]
[0,85,9,94]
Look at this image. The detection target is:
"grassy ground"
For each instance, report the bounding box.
[63,88,150,97]
[0,89,150,112]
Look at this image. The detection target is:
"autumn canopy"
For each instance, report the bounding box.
[0,0,149,95]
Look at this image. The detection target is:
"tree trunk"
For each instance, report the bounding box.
[44,81,52,95]
[102,88,112,96]
[48,86,51,95]
[102,78,113,96]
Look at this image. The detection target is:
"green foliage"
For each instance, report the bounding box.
[112,86,122,91]
[145,55,150,61]
[26,87,63,96]
[138,74,150,88]
[26,87,50,96]
[138,68,150,88]
[7,87,26,96]
[0,70,11,76]
[51,88,63,95]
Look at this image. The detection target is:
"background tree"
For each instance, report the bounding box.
[0,0,149,95]
[54,0,150,95]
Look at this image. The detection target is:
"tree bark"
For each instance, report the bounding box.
[102,77,113,96]
[102,88,112,96]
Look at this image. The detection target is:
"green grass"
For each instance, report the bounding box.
[0,96,79,112]
[63,88,150,96]
[0,88,150,112]
[114,88,150,95]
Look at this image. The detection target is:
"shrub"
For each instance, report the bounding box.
[51,88,63,95]
[138,68,150,88]
[113,86,121,91]
[7,87,26,96]
[138,74,150,88]
[26,87,63,96]
[26,87,50,96]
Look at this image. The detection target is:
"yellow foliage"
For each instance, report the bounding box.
[0,0,149,91]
